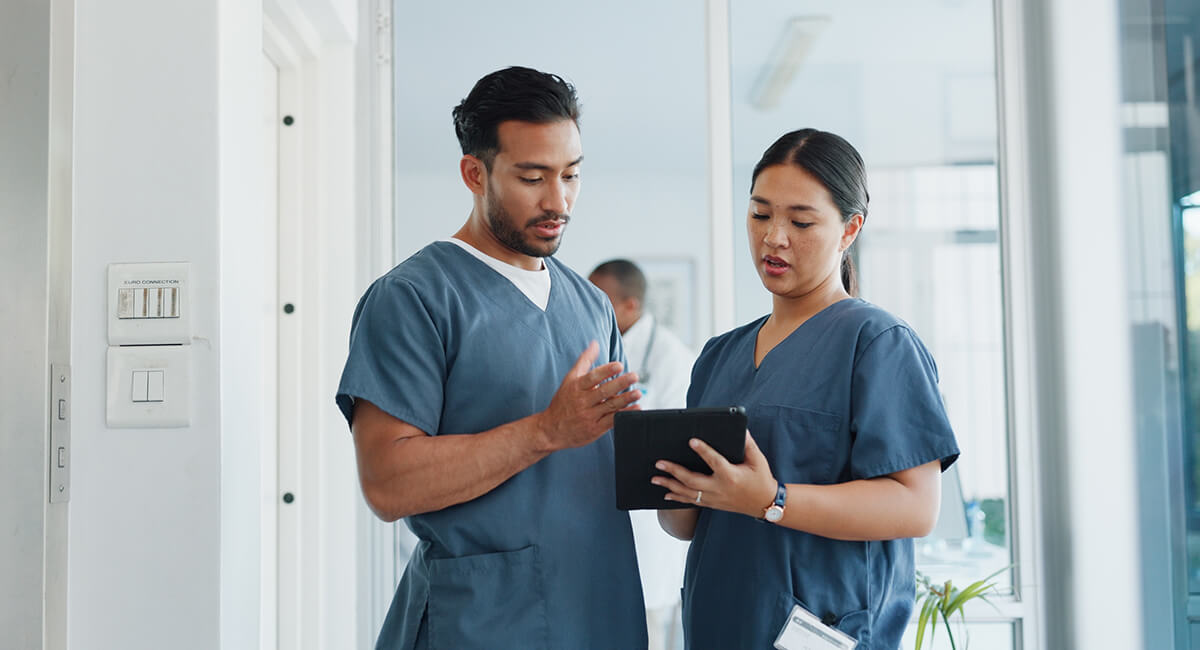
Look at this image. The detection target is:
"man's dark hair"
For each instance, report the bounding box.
[591,259,646,303]
[452,66,581,169]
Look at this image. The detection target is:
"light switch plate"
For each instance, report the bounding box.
[106,345,191,428]
[108,262,191,345]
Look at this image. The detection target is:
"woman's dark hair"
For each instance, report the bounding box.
[750,129,868,296]
[452,66,581,170]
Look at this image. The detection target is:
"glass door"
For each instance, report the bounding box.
[725,1,1020,647]
[386,1,1035,647]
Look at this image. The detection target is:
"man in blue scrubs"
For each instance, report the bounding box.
[337,67,648,649]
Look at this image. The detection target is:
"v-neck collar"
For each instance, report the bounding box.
[438,241,557,314]
[751,298,856,371]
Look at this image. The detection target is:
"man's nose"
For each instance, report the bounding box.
[541,179,570,215]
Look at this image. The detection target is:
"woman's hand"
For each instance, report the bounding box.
[652,430,779,519]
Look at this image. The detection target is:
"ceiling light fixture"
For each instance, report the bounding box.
[749,15,831,111]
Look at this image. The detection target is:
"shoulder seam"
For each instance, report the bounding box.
[854,323,911,364]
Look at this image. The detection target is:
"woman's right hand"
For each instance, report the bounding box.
[653,431,778,520]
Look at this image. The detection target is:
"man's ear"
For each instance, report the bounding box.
[621,297,642,318]
[460,155,487,196]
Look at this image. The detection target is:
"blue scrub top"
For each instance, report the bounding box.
[337,242,647,650]
[682,299,959,650]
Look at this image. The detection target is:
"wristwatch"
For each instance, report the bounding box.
[763,482,787,523]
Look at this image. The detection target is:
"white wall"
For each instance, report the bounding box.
[67,1,362,648]
[217,0,269,647]
[70,0,224,646]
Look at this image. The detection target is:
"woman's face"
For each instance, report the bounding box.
[746,164,862,300]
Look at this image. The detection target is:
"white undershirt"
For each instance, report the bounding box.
[446,238,552,310]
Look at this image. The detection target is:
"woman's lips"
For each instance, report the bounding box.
[763,255,789,277]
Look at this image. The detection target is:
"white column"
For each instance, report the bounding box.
[706,0,735,335]
[1014,0,1144,646]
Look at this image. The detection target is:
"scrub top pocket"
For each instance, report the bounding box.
[426,545,549,650]
[751,405,842,485]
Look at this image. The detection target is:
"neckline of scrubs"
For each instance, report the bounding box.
[436,241,560,314]
[751,297,858,372]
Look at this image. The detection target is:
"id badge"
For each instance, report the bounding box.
[773,604,858,650]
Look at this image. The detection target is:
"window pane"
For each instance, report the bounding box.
[729,0,1011,592]
[390,2,711,646]
[392,0,713,345]
[900,620,1017,650]
[1117,0,1200,642]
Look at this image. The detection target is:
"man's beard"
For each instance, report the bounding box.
[485,183,569,258]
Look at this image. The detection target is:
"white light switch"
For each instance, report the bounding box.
[147,370,164,402]
[107,347,190,428]
[131,370,149,402]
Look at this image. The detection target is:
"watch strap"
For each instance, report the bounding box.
[761,481,787,522]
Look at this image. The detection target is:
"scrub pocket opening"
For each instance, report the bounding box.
[427,545,549,649]
[776,592,870,647]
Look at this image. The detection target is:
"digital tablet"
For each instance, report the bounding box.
[613,406,747,511]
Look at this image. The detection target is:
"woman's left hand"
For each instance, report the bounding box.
[652,430,779,518]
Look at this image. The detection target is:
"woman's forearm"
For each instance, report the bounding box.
[774,461,941,540]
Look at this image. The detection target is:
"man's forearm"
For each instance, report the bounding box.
[358,414,556,521]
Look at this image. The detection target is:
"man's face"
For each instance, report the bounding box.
[482,119,583,259]
[588,273,639,334]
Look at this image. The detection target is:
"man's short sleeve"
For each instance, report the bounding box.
[848,325,960,479]
[336,276,446,435]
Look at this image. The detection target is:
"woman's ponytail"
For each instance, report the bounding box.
[841,254,858,297]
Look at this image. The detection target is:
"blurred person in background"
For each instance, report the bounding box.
[591,259,695,650]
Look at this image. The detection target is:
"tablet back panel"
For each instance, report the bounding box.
[613,407,746,510]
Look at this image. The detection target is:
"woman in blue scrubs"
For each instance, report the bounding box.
[655,129,959,649]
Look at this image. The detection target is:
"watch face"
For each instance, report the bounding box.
[765,505,784,522]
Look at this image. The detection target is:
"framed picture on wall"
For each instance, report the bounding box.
[634,257,696,347]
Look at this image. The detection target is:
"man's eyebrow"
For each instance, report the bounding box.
[749,195,817,211]
[514,155,585,171]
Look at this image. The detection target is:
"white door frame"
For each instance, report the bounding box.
[0,1,73,648]
[353,0,402,644]
[998,0,1140,648]
[263,2,363,647]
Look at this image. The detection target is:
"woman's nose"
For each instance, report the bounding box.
[763,221,788,247]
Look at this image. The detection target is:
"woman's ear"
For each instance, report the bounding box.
[460,155,487,196]
[840,213,864,251]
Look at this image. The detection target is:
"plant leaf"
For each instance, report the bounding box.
[916,592,939,649]
[946,578,997,616]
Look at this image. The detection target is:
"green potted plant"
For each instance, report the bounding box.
[913,567,1006,649]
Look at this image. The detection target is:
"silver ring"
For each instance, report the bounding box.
[695,490,703,504]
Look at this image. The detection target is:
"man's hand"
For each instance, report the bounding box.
[533,341,641,452]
